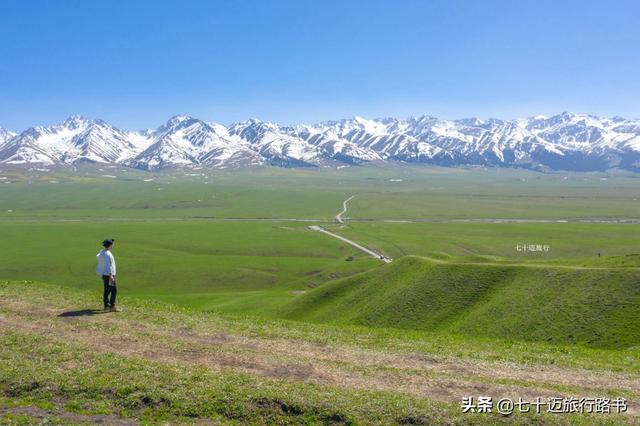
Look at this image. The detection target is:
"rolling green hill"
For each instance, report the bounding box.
[280,256,640,349]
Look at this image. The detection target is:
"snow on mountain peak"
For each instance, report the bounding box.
[165,114,194,127]
[62,114,91,129]
[2,112,640,171]
[0,127,16,143]
[352,116,387,135]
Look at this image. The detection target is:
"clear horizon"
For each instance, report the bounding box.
[1,0,639,131]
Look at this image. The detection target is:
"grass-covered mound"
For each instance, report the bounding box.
[280,256,640,349]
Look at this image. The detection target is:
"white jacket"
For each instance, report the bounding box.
[96,249,116,276]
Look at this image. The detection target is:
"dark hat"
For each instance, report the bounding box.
[102,238,115,247]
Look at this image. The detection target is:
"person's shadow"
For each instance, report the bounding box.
[58,309,109,317]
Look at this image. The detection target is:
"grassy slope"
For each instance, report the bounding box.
[280,257,640,349]
[1,281,637,425]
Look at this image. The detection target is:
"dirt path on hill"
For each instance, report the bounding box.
[0,297,637,417]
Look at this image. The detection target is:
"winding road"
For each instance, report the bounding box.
[335,195,355,224]
[311,195,392,263]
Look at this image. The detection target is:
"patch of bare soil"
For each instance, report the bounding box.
[0,406,138,425]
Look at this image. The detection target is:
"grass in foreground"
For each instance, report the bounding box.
[0,280,638,424]
[1,331,459,425]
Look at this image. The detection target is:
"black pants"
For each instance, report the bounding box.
[102,275,117,307]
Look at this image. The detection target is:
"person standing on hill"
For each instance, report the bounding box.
[96,239,119,312]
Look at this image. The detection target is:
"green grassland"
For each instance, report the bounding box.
[280,256,640,349]
[1,165,639,424]
[0,220,378,314]
[1,164,639,220]
[326,222,640,263]
[0,164,639,317]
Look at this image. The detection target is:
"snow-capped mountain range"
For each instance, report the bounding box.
[1,112,640,171]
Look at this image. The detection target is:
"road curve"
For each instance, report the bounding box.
[309,225,392,263]
[335,195,355,224]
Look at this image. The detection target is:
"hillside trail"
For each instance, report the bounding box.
[0,294,638,416]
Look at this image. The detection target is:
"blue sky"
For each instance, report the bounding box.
[1,0,638,130]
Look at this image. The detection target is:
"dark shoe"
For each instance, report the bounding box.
[103,305,110,310]
[109,306,120,312]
